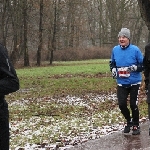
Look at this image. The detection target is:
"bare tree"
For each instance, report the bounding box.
[23,0,29,66]
[37,0,43,66]
[49,0,57,65]
[137,0,150,42]
[9,0,28,66]
[0,0,9,46]
[0,0,149,65]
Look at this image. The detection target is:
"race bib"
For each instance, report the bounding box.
[118,67,130,78]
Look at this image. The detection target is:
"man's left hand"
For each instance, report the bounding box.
[127,65,137,72]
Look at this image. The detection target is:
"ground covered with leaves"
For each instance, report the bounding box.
[8,93,147,150]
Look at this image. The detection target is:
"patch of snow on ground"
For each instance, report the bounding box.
[9,93,146,150]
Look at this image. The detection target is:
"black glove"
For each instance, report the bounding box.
[145,85,148,95]
[145,89,148,95]
[109,61,116,72]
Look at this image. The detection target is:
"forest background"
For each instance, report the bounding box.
[0,0,149,67]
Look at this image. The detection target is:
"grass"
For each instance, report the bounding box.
[10,59,114,99]
[16,60,109,76]
[6,59,148,149]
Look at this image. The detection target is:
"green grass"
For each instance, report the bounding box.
[16,60,110,77]
[11,59,115,99]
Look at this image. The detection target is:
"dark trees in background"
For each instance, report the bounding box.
[37,0,44,66]
[0,0,149,66]
[0,0,8,46]
[23,0,29,66]
[137,0,150,43]
[49,0,57,65]
[9,0,21,65]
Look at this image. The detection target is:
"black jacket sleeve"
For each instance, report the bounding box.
[0,44,19,96]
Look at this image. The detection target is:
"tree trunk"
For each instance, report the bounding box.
[0,0,8,46]
[23,0,29,66]
[137,0,150,31]
[37,0,43,66]
[50,0,57,65]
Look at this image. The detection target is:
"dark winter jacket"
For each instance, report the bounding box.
[0,44,19,99]
[144,43,150,87]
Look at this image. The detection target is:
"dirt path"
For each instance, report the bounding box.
[70,121,150,150]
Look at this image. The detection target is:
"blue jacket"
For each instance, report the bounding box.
[111,44,143,85]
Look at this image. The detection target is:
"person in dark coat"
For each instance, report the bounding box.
[0,43,19,149]
[143,42,150,135]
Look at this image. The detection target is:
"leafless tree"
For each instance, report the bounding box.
[137,0,150,42]
[49,0,57,65]
[23,0,29,66]
[0,0,148,66]
[37,0,44,66]
[0,0,9,46]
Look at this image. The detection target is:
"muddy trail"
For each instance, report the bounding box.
[70,121,150,150]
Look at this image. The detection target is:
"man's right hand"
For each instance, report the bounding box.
[112,68,117,79]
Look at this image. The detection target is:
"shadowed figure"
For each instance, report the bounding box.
[143,43,150,135]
